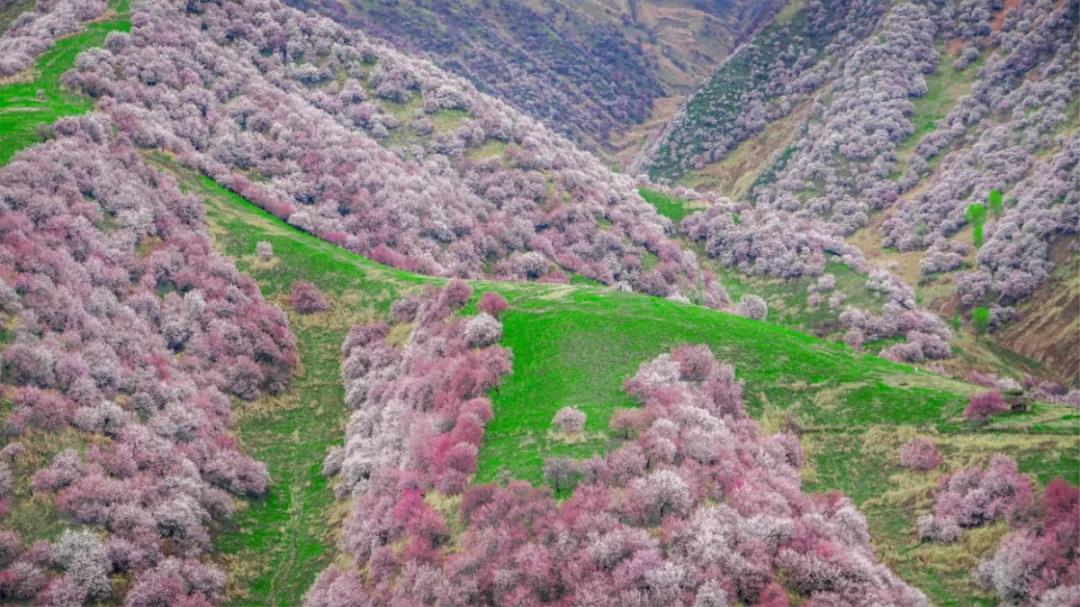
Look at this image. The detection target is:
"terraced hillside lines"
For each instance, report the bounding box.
[994,243,1080,385]
[0,2,130,164]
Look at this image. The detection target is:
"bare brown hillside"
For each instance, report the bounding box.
[995,239,1080,385]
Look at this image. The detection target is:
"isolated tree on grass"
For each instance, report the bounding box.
[737,295,768,321]
[477,292,508,318]
[255,241,273,261]
[964,391,1009,423]
[464,313,502,348]
[552,407,586,434]
[900,437,942,471]
[290,281,329,314]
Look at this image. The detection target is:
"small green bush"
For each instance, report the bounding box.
[972,306,990,335]
[987,189,1003,217]
[966,203,987,248]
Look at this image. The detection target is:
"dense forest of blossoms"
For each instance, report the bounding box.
[0,119,296,604]
[57,0,716,300]
[637,0,890,180]
[890,12,1078,310]
[643,0,1077,332]
[0,1,1074,604]
[19,0,958,360]
[0,0,107,77]
[308,283,928,606]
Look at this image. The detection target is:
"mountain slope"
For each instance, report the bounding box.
[56,0,733,303]
[638,0,1079,385]
[0,0,35,34]
[0,1,1074,605]
[282,0,787,159]
[188,154,1076,607]
[635,0,889,181]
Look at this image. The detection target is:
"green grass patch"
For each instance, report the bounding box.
[0,2,131,164]
[160,164,422,606]
[465,139,508,161]
[708,259,884,339]
[430,107,469,132]
[477,287,979,484]
[1,9,1074,604]
[638,187,696,223]
[380,90,424,123]
[806,421,1078,606]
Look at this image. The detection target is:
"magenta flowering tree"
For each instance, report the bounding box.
[290,281,330,314]
[476,291,509,318]
[0,0,107,77]
[899,437,942,471]
[60,0,709,301]
[463,313,502,348]
[976,479,1079,604]
[963,391,1010,423]
[737,294,768,321]
[552,406,587,434]
[918,455,1034,543]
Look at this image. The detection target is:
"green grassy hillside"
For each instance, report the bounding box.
[165,161,1076,606]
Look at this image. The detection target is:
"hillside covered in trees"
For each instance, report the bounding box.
[0,0,1075,606]
[282,0,787,158]
[638,0,1079,383]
